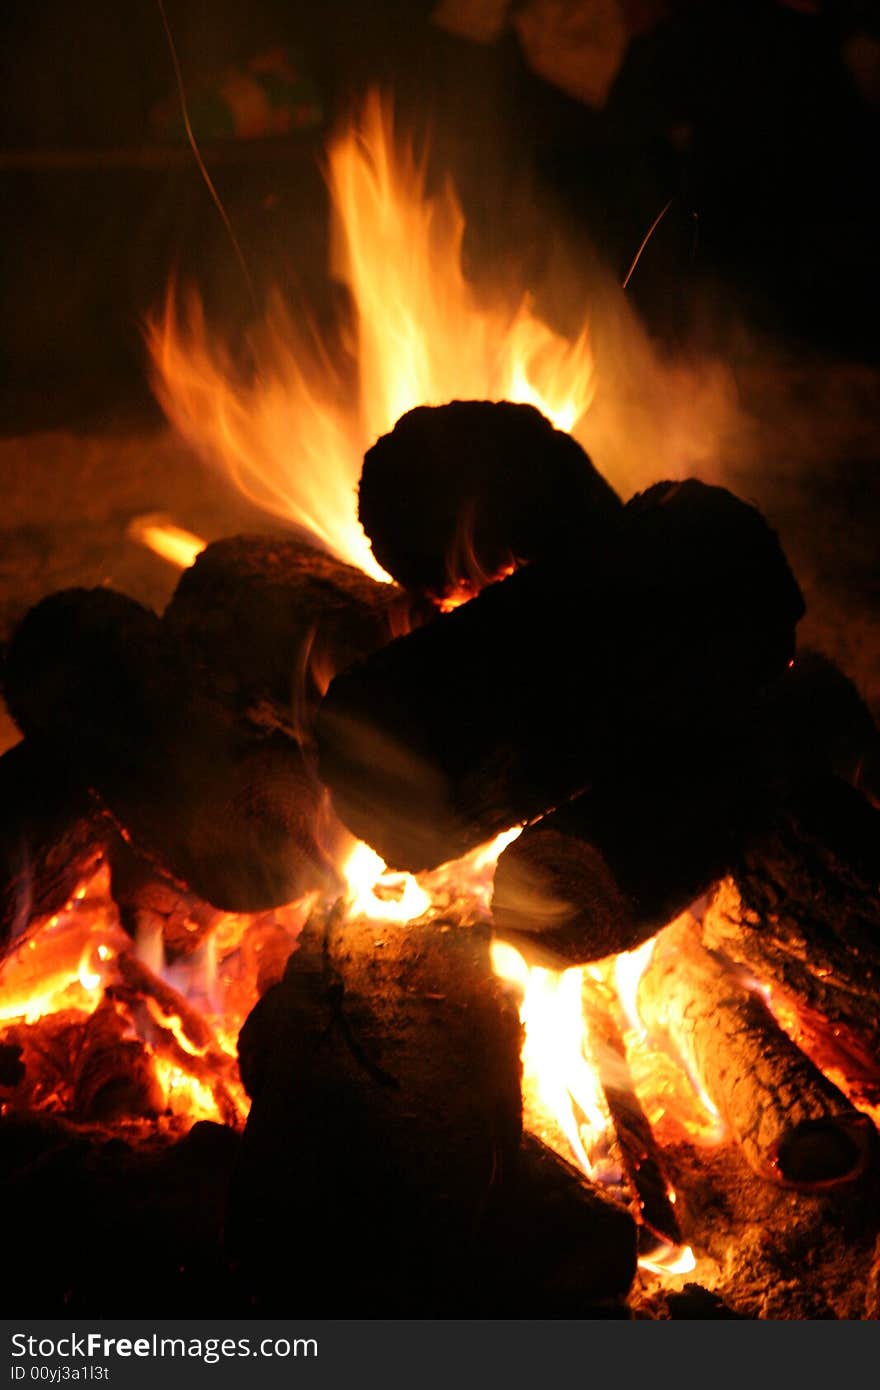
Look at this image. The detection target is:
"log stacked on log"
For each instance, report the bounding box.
[358,401,623,598]
[491,652,880,963]
[701,777,880,1108]
[231,902,636,1314]
[1,536,404,919]
[2,586,332,912]
[637,915,874,1188]
[318,478,804,870]
[163,534,410,718]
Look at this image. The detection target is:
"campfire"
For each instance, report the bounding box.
[2,93,880,1321]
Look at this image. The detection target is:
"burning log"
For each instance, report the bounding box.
[491,653,878,962]
[0,739,107,951]
[163,534,411,719]
[2,587,335,911]
[231,902,528,1313]
[701,777,880,1108]
[358,401,623,598]
[637,916,874,1188]
[231,901,636,1312]
[318,479,804,870]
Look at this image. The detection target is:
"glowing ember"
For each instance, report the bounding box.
[147,92,595,577]
[0,867,310,1129]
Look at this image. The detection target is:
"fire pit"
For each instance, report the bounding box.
[2,93,880,1321]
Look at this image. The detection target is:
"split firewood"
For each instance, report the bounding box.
[2,586,335,911]
[491,653,878,963]
[0,738,107,952]
[163,533,412,722]
[318,479,804,870]
[231,902,526,1313]
[637,916,874,1188]
[358,400,623,598]
[701,777,880,1108]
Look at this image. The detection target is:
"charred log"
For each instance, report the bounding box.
[319,479,804,870]
[491,655,877,962]
[163,534,410,720]
[358,401,623,598]
[3,587,335,911]
[637,916,873,1188]
[0,739,107,951]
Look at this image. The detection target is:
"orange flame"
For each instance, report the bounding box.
[491,933,705,1277]
[147,92,595,577]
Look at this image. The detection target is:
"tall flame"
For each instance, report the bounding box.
[147,91,595,575]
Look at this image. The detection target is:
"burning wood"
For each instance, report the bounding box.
[163,533,410,719]
[701,777,880,1109]
[637,916,874,1188]
[358,400,622,600]
[318,478,804,870]
[2,585,334,911]
[580,976,682,1253]
[231,899,637,1313]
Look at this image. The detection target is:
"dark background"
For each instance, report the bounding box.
[1,0,878,429]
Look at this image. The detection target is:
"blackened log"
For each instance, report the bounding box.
[492,655,877,962]
[319,479,804,870]
[358,401,623,598]
[3,587,334,911]
[0,739,107,952]
[163,534,411,721]
[231,903,525,1314]
[581,979,682,1251]
[637,916,873,1188]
